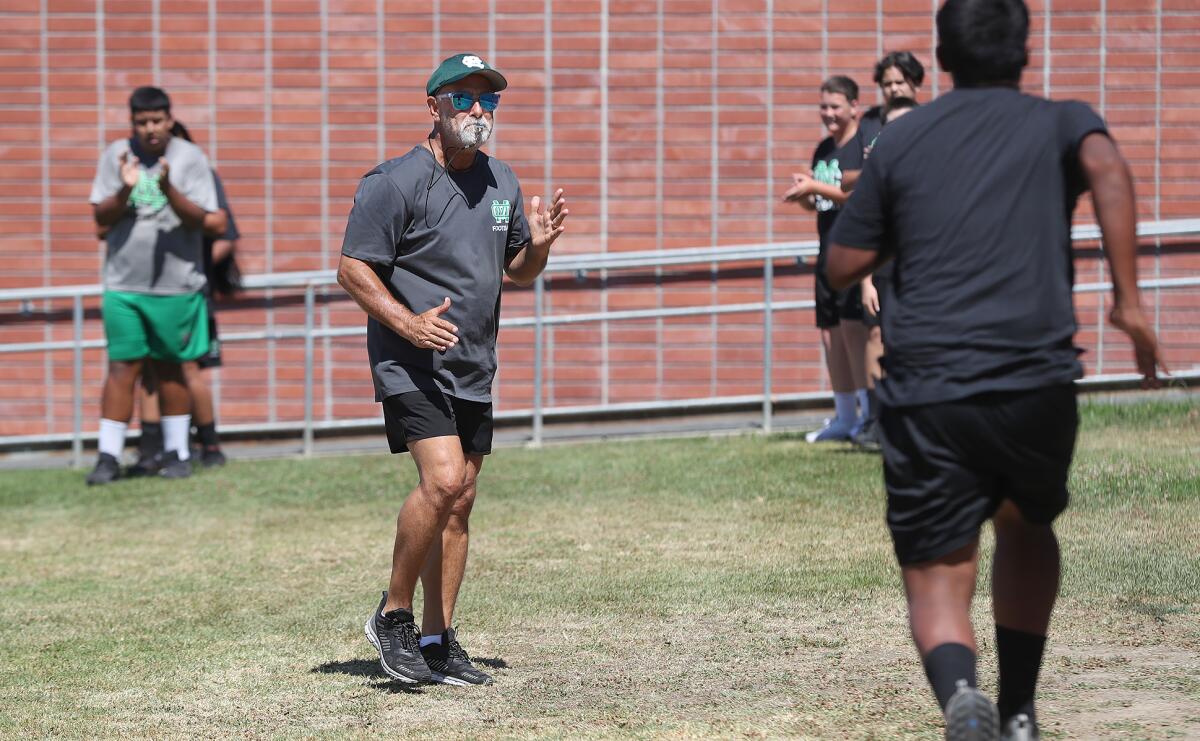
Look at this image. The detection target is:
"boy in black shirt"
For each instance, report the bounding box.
[784,76,870,442]
[827,1,1165,739]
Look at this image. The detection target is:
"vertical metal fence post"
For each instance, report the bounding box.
[532,275,544,447]
[762,257,774,434]
[72,295,83,468]
[303,284,315,457]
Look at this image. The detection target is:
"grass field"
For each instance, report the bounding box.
[1,398,1198,739]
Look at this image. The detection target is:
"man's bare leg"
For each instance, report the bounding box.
[101,359,145,422]
[992,501,1059,728]
[383,435,468,613]
[901,540,980,710]
[421,454,484,636]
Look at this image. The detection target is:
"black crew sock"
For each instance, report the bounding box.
[139,421,163,457]
[923,642,977,710]
[996,624,1047,725]
[196,422,220,448]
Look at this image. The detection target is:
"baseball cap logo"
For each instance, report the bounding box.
[462,55,485,69]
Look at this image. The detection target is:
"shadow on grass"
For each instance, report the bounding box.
[311,659,424,694]
[472,656,509,669]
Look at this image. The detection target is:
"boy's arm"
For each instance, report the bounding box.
[1078,132,1165,385]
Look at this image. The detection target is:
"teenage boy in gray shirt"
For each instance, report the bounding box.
[86,86,222,485]
[338,53,568,686]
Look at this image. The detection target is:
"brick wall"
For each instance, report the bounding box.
[1,0,1197,438]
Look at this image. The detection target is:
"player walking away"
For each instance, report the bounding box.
[87,87,224,485]
[784,76,871,443]
[337,53,567,685]
[826,0,1165,738]
[129,120,238,474]
[852,96,918,453]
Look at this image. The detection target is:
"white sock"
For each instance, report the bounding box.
[98,418,128,458]
[833,392,857,426]
[419,634,443,648]
[856,388,870,421]
[162,414,191,461]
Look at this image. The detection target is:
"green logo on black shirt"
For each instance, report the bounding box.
[491,199,511,224]
[813,159,841,213]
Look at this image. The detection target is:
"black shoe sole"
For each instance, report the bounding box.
[363,617,427,684]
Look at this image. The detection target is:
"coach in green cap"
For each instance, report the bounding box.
[339,53,568,686]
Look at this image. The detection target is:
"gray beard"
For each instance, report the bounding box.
[442,114,492,150]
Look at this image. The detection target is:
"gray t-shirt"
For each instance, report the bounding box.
[340,145,532,402]
[89,136,218,295]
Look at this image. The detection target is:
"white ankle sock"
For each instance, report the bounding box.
[833,392,857,426]
[98,418,128,458]
[419,634,443,648]
[162,414,191,461]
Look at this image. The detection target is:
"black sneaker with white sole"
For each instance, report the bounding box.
[364,592,431,684]
[1000,714,1038,741]
[944,679,1000,741]
[420,627,494,686]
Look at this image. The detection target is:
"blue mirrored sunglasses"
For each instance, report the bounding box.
[439,91,501,112]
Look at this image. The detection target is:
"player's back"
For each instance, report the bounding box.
[857,86,1104,405]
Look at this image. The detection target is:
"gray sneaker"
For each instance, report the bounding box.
[1001,714,1038,741]
[944,679,999,741]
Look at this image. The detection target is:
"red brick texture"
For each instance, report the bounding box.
[0,1,1197,438]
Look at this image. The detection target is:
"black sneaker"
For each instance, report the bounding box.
[944,679,999,741]
[364,592,431,684]
[852,418,882,452]
[126,451,163,477]
[86,453,122,486]
[421,627,494,686]
[159,450,192,480]
[199,446,227,468]
[1000,714,1038,741]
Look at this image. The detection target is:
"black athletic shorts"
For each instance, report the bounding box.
[195,298,222,369]
[815,263,864,328]
[880,384,1078,566]
[382,388,493,455]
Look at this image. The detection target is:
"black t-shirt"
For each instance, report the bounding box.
[811,130,866,250]
[203,170,240,296]
[340,145,531,402]
[858,106,885,154]
[830,87,1107,407]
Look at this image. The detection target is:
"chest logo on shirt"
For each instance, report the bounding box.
[491,199,511,231]
[813,158,841,213]
[127,170,168,212]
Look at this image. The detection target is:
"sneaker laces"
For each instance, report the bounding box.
[381,612,422,652]
[446,629,470,662]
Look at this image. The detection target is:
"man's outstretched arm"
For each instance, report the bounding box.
[1078,132,1166,386]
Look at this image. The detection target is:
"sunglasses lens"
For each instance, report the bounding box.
[479,93,500,111]
[450,93,474,111]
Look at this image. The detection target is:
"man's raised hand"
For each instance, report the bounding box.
[404,297,458,353]
[530,188,568,251]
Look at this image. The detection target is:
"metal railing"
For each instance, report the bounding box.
[2,218,1199,465]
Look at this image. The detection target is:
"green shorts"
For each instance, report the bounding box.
[102,290,210,363]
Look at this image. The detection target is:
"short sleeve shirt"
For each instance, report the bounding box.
[203,170,239,284]
[812,131,866,252]
[830,88,1107,407]
[89,136,218,295]
[340,145,531,402]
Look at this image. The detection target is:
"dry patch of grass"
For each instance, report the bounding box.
[0,397,1197,738]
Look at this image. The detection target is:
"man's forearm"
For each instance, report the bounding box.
[93,186,133,227]
[505,243,549,287]
[162,182,207,230]
[336,256,416,339]
[811,181,849,205]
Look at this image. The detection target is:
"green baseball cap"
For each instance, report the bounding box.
[426,53,508,97]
